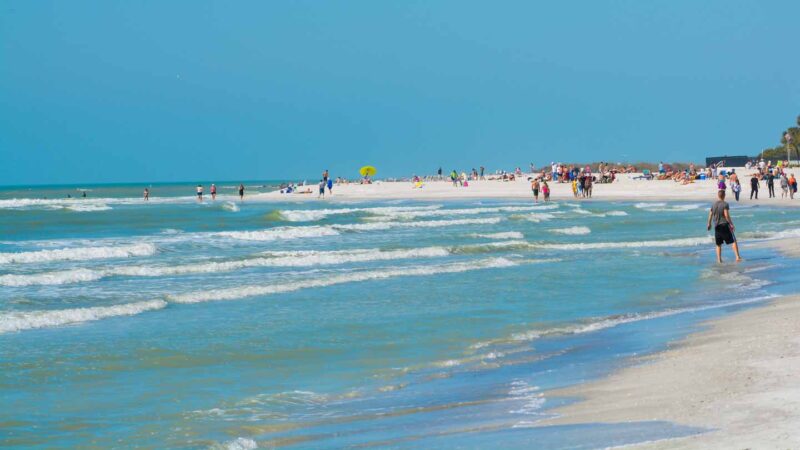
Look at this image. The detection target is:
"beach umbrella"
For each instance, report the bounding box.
[359,166,377,177]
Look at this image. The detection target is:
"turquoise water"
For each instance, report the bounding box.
[1,185,799,449]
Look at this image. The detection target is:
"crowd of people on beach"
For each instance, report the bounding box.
[712,160,797,202]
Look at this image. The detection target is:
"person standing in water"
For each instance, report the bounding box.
[196,184,203,201]
[143,188,150,201]
[531,178,540,203]
[210,183,217,200]
[542,181,550,202]
[318,179,326,198]
[707,190,742,263]
[238,183,245,201]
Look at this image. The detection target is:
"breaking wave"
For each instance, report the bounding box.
[0,300,167,334]
[168,257,518,303]
[0,243,157,265]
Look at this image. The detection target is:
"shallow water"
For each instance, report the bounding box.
[1,186,798,449]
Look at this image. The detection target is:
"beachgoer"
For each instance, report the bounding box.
[437,167,442,180]
[196,184,203,201]
[81,191,87,198]
[238,183,245,200]
[143,188,150,201]
[790,173,797,199]
[766,172,775,198]
[583,174,592,198]
[327,178,333,195]
[717,174,726,192]
[531,178,540,203]
[731,179,741,202]
[707,190,742,263]
[542,181,550,202]
[749,174,759,200]
[323,170,329,182]
[780,174,789,198]
[318,179,325,198]
[571,178,578,197]
[210,183,217,200]
[479,166,485,180]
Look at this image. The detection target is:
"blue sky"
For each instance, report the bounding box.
[1,0,798,184]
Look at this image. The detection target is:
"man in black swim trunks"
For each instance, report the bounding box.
[707,190,742,263]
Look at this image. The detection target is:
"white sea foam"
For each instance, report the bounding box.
[0,243,156,264]
[277,205,442,222]
[472,294,779,349]
[210,437,258,450]
[0,300,167,334]
[512,213,556,223]
[65,203,112,212]
[222,201,240,212]
[373,205,557,220]
[549,226,591,235]
[508,379,545,415]
[0,268,104,287]
[168,257,518,303]
[635,202,703,212]
[331,217,502,231]
[217,226,340,241]
[530,236,711,250]
[604,210,629,216]
[3,243,526,286]
[467,231,525,240]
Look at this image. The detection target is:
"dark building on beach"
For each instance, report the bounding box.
[705,155,750,167]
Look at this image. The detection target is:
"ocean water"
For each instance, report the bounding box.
[2,185,799,449]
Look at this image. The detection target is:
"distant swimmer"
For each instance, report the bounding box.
[143,188,150,201]
[238,183,245,201]
[81,191,87,198]
[196,184,203,201]
[210,183,217,200]
[707,190,742,263]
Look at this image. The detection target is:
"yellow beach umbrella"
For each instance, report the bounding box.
[359,166,377,177]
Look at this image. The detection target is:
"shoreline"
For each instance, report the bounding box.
[252,175,800,206]
[538,236,800,449]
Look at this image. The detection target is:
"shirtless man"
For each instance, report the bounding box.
[706,190,742,263]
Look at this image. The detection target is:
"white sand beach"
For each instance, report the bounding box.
[257,169,800,205]
[539,239,800,448]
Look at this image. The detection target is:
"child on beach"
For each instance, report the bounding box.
[542,181,550,202]
[731,179,741,201]
[318,180,326,198]
[571,178,578,197]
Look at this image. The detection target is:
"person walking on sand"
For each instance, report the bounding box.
[479,166,485,180]
[238,183,245,201]
[327,177,333,195]
[196,184,203,201]
[143,188,150,201]
[749,174,759,200]
[531,178,540,203]
[790,173,797,199]
[707,190,742,263]
[210,183,217,200]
